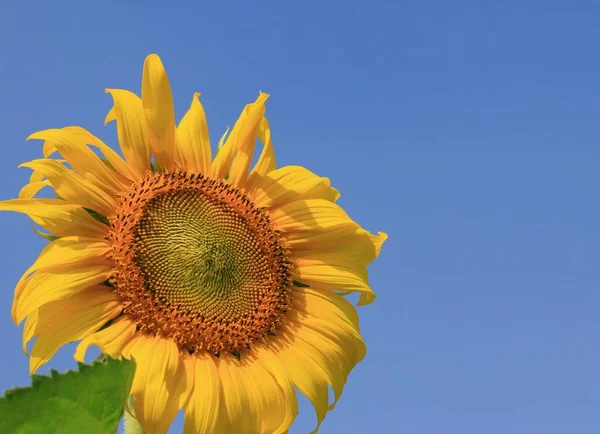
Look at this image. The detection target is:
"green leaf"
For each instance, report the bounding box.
[0,357,136,434]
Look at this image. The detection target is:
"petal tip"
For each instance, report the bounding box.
[143,53,166,76]
[104,107,116,125]
[144,53,162,63]
[25,132,41,141]
[258,91,271,103]
[357,291,376,306]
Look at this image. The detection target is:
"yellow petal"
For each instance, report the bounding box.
[184,350,298,434]
[250,166,338,208]
[13,264,112,325]
[269,199,356,233]
[22,311,39,354]
[250,347,299,434]
[211,93,269,181]
[104,89,152,176]
[20,159,117,217]
[123,334,187,434]
[218,354,256,433]
[39,127,130,180]
[242,359,281,433]
[246,117,276,190]
[29,170,45,183]
[18,236,109,278]
[13,236,110,317]
[142,54,176,170]
[0,198,109,238]
[175,92,212,173]
[274,335,330,433]
[28,287,121,373]
[18,180,51,199]
[301,180,340,203]
[287,323,353,407]
[29,128,128,196]
[294,253,376,305]
[287,226,382,265]
[64,126,139,183]
[292,286,360,330]
[290,288,365,367]
[183,355,227,434]
[370,231,388,257]
[273,291,366,432]
[75,315,137,362]
[179,356,195,410]
[228,101,271,188]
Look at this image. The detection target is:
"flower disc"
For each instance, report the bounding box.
[109,171,292,354]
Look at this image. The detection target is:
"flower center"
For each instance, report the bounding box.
[108,171,292,355]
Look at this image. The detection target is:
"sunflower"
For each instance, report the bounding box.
[1,54,386,434]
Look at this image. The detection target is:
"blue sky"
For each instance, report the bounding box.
[1,1,599,433]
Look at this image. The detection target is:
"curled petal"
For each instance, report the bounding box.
[105,89,152,176]
[251,166,338,208]
[27,287,121,373]
[20,159,117,216]
[211,92,269,183]
[75,316,138,362]
[0,198,108,239]
[13,264,112,325]
[29,128,128,196]
[247,117,276,190]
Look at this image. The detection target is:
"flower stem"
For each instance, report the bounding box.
[123,410,146,434]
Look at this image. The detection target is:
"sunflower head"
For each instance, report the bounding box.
[1,53,387,434]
